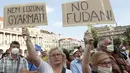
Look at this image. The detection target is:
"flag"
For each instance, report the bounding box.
[35,44,42,51]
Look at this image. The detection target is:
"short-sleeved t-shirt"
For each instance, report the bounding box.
[66,69,72,73]
[37,59,54,73]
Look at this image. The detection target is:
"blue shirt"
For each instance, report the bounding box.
[70,59,82,73]
[28,62,37,71]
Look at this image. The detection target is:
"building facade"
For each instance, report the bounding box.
[95,25,130,38]
[59,38,81,50]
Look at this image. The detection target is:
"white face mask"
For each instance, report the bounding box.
[98,66,112,73]
[122,46,126,50]
[37,51,41,56]
[107,45,114,52]
[11,48,19,54]
[75,57,81,61]
[80,55,83,60]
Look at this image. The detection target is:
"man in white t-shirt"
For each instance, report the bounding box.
[22,27,53,73]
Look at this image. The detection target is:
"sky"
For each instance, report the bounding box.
[0,0,130,40]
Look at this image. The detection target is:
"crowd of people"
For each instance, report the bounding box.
[0,27,130,73]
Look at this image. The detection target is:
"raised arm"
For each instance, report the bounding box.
[82,32,93,73]
[22,27,40,67]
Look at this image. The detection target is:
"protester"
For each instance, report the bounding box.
[0,41,28,73]
[27,56,37,71]
[22,27,54,73]
[41,51,48,62]
[48,47,72,73]
[70,48,82,73]
[113,38,129,61]
[97,37,130,73]
[62,48,70,68]
[77,46,83,55]
[24,49,28,58]
[19,49,24,58]
[0,49,3,59]
[82,31,113,73]
[1,52,9,59]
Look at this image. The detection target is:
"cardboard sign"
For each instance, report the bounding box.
[4,3,47,28]
[62,0,115,26]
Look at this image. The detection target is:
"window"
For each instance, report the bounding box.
[0,34,3,45]
[6,34,10,45]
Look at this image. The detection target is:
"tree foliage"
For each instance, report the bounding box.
[91,26,99,48]
[123,27,130,46]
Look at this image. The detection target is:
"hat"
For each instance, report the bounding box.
[72,49,78,55]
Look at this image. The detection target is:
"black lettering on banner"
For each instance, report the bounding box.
[27,14,33,23]
[82,12,90,22]
[40,13,44,22]
[72,2,80,11]
[40,6,44,11]
[8,15,13,25]
[23,6,25,12]
[81,1,88,10]
[42,13,44,21]
[17,15,22,24]
[67,13,72,23]
[90,11,100,21]
[14,15,18,24]
[26,6,30,12]
[22,14,27,23]
[7,8,13,14]
[15,7,20,13]
[32,6,35,12]
[100,10,112,20]
[33,14,39,23]
[74,12,81,22]
[6,4,46,26]
[36,5,42,12]
[109,10,112,20]
[29,6,32,12]
[23,5,44,12]
[7,7,20,14]
[31,6,36,12]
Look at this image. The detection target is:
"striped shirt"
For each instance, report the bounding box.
[0,55,28,73]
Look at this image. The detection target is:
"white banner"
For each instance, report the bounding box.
[4,3,48,28]
[62,0,115,27]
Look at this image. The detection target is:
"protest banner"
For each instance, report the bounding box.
[4,3,47,28]
[62,0,115,27]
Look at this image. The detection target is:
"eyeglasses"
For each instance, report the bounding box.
[99,61,112,66]
[50,53,61,58]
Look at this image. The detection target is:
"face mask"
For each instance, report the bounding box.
[98,66,112,73]
[75,57,81,60]
[122,46,126,50]
[37,51,41,56]
[11,48,19,54]
[107,45,114,52]
[80,55,83,60]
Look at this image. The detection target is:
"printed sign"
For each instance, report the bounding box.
[4,3,47,28]
[62,0,115,26]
